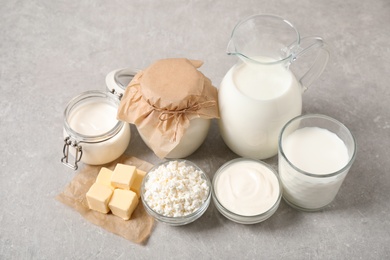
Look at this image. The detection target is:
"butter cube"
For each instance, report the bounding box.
[96,167,115,190]
[130,169,146,198]
[111,164,136,190]
[86,182,113,214]
[109,189,139,220]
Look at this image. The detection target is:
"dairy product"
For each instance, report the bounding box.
[131,169,146,198]
[166,118,211,158]
[214,159,280,216]
[67,121,130,166]
[86,163,146,220]
[63,92,131,166]
[68,100,118,136]
[111,164,137,190]
[218,58,302,159]
[283,127,349,173]
[143,160,209,217]
[109,189,139,220]
[86,182,114,214]
[139,118,211,159]
[279,126,350,209]
[96,167,115,190]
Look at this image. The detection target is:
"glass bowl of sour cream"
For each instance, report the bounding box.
[212,158,282,224]
[141,160,212,226]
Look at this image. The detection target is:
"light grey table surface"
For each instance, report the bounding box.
[1,0,389,259]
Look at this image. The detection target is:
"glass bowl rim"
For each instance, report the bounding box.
[212,158,282,223]
[141,159,212,225]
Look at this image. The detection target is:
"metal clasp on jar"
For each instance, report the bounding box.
[109,88,123,100]
[61,136,83,170]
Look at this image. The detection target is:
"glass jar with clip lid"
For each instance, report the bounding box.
[61,68,138,170]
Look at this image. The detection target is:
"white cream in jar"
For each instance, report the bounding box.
[212,158,281,224]
[62,90,130,169]
[139,118,211,159]
[68,100,118,135]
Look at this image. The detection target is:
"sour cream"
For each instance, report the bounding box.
[213,158,281,219]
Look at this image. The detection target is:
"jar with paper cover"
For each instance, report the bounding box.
[117,58,220,159]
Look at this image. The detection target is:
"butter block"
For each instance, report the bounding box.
[130,169,146,198]
[86,182,113,214]
[108,189,139,220]
[111,164,136,190]
[96,167,115,190]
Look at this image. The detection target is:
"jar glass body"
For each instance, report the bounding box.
[62,90,131,169]
[138,118,210,159]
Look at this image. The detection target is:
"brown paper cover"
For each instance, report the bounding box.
[56,155,155,244]
[117,58,219,158]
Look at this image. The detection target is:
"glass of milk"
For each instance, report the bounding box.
[278,114,357,211]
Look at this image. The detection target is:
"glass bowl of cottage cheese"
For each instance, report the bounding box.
[141,159,211,226]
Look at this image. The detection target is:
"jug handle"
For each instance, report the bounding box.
[292,36,330,92]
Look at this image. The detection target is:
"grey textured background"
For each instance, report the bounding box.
[1,0,389,259]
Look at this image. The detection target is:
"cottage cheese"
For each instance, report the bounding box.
[143,161,209,217]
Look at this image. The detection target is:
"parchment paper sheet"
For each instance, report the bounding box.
[56,155,155,244]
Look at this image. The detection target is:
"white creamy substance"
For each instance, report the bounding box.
[64,99,130,165]
[279,127,350,209]
[139,118,211,159]
[143,161,209,217]
[69,101,118,135]
[214,160,280,216]
[218,57,302,159]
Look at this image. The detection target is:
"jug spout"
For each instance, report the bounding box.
[226,39,238,56]
[226,38,253,62]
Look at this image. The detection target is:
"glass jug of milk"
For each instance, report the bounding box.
[218,14,330,159]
